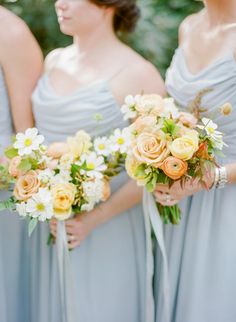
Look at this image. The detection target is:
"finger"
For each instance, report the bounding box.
[68,239,80,250]
[50,229,57,238]
[153,190,167,202]
[155,184,170,193]
[65,226,77,235]
[65,219,77,228]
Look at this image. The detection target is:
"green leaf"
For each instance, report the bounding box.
[162,119,180,137]
[146,180,155,192]
[0,198,15,211]
[4,147,18,159]
[18,159,32,172]
[134,164,146,178]
[28,218,38,236]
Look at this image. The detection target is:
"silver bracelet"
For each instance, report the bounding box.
[212,167,220,189]
[216,166,228,189]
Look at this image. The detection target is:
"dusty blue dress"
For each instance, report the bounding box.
[31,74,148,322]
[153,48,236,322]
[0,67,29,322]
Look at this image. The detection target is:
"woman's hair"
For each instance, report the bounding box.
[90,0,140,33]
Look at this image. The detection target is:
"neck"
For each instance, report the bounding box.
[204,0,236,25]
[73,23,119,63]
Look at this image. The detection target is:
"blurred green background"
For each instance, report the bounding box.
[1,0,202,76]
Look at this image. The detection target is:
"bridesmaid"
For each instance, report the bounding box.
[0,6,43,322]
[154,1,236,321]
[31,0,165,322]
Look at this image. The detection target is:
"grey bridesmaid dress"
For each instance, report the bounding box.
[30,73,147,322]
[0,67,30,322]
[154,48,236,322]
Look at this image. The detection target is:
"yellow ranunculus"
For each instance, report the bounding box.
[52,183,76,220]
[170,131,199,161]
[67,130,92,158]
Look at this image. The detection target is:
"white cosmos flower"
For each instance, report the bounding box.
[80,152,106,179]
[198,118,222,138]
[121,95,140,120]
[16,202,28,218]
[25,188,53,221]
[13,128,44,156]
[110,128,131,154]
[160,98,179,119]
[94,137,111,156]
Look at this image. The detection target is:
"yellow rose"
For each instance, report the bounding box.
[47,142,70,159]
[125,154,146,186]
[170,131,199,161]
[136,94,164,116]
[133,131,170,168]
[14,170,40,201]
[52,183,76,220]
[67,130,92,157]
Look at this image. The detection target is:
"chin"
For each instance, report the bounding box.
[58,25,75,37]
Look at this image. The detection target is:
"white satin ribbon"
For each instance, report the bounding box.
[56,221,78,322]
[143,189,170,322]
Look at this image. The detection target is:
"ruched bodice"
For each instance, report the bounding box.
[0,67,13,153]
[30,72,146,322]
[154,47,236,322]
[32,75,128,143]
[166,47,236,162]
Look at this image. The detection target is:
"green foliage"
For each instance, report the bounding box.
[2,0,202,75]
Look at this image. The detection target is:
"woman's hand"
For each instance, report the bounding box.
[50,209,100,249]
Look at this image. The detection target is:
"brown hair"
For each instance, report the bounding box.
[90,0,140,33]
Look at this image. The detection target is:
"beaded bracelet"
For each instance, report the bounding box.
[216,166,228,189]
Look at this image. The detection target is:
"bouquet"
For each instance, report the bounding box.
[0,128,126,236]
[121,94,227,224]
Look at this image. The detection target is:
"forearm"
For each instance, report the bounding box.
[226,162,236,184]
[93,179,143,226]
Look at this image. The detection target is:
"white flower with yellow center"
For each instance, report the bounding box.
[198,118,223,141]
[94,137,111,156]
[80,152,107,178]
[14,128,44,156]
[25,188,53,221]
[110,128,131,154]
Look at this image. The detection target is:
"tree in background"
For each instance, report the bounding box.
[1,0,202,76]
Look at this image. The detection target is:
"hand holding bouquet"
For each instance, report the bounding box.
[121,94,227,224]
[0,128,125,236]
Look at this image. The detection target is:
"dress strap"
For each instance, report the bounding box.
[107,65,126,81]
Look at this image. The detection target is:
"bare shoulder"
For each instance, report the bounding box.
[179,11,202,44]
[0,8,41,61]
[118,46,165,96]
[0,8,32,46]
[44,45,75,72]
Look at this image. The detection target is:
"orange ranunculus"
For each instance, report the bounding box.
[161,156,188,180]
